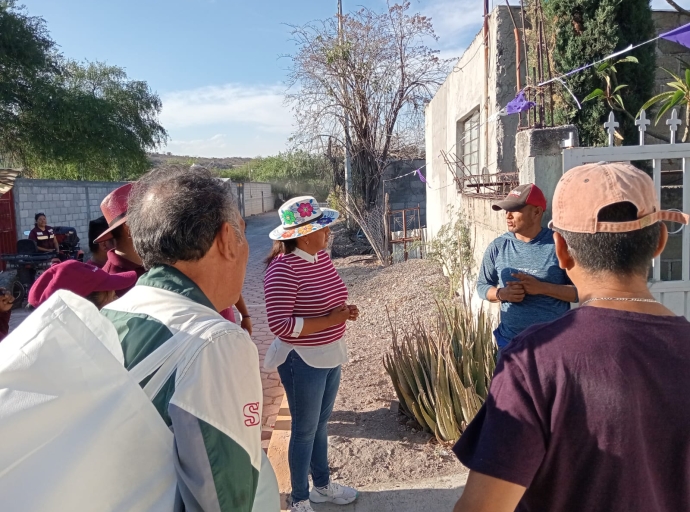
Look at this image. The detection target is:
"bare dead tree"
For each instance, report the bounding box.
[285,1,452,210]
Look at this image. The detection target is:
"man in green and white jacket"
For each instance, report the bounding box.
[102,166,279,512]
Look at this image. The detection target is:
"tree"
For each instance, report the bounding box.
[641,66,690,142]
[545,0,656,146]
[222,151,332,201]
[0,1,167,180]
[286,1,451,209]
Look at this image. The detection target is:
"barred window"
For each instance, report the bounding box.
[457,110,480,176]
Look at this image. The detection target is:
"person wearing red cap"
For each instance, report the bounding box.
[28,260,138,310]
[453,163,690,512]
[478,183,578,350]
[95,183,145,296]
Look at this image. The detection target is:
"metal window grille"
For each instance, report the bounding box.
[460,110,480,176]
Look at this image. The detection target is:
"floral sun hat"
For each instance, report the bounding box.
[269,196,340,241]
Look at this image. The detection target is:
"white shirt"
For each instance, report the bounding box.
[263,248,348,370]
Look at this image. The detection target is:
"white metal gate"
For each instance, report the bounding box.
[562,110,690,318]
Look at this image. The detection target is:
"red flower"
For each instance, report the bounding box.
[297,202,314,218]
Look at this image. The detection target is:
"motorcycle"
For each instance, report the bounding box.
[0,227,85,309]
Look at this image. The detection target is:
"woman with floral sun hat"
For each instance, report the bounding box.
[264,196,359,512]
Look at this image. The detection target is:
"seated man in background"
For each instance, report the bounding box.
[87,216,114,268]
[478,183,577,350]
[453,162,690,512]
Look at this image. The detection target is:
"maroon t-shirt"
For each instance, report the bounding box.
[454,306,690,512]
[28,226,56,250]
[102,250,145,297]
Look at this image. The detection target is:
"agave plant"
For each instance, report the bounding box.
[640,66,690,142]
[383,301,496,444]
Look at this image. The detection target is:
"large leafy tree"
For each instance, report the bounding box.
[0,1,167,179]
[545,0,656,146]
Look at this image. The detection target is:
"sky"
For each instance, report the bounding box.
[22,0,671,158]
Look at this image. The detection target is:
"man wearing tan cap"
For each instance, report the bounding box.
[452,162,690,512]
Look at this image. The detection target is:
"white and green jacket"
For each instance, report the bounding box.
[102,265,279,512]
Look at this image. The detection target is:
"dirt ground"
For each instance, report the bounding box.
[327,255,466,487]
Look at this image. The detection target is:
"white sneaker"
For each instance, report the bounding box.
[291,499,315,512]
[310,482,359,505]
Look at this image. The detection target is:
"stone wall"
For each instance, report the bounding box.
[13,179,126,247]
[382,159,427,225]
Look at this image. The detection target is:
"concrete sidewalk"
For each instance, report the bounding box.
[241,212,286,446]
[312,474,466,512]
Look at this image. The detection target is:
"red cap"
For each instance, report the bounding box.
[28,260,138,308]
[492,183,547,212]
[94,183,133,243]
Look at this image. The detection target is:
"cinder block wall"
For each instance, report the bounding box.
[13,179,127,250]
[243,182,274,216]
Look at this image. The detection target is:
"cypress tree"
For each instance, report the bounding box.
[545,0,656,146]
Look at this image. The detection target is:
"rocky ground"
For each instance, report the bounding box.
[327,253,466,487]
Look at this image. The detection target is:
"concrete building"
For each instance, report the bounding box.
[425,6,690,316]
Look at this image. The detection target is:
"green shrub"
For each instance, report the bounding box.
[384,301,496,443]
[545,0,655,146]
[425,206,475,300]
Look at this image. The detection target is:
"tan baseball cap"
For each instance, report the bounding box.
[549,162,689,233]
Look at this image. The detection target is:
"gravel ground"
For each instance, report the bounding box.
[327,255,466,488]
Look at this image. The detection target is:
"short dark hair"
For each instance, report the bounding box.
[556,202,662,277]
[88,216,109,252]
[127,165,243,269]
[35,213,45,222]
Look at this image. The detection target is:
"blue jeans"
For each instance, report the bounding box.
[277,351,341,503]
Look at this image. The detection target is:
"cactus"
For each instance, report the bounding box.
[384,301,496,443]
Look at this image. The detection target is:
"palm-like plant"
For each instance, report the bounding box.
[583,57,638,118]
[640,65,690,142]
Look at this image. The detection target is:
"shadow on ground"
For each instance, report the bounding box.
[329,409,432,444]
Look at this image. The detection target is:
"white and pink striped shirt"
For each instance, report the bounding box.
[264,249,348,347]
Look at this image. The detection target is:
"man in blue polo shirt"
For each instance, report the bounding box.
[478,184,578,350]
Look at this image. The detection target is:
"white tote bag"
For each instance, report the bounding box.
[0,290,218,512]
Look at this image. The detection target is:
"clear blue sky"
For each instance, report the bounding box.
[20,0,670,158]
[20,0,485,157]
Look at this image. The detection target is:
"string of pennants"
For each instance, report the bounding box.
[496,22,690,118]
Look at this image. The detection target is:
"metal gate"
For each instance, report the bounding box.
[0,190,17,269]
[562,110,690,318]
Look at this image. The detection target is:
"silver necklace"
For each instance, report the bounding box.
[580,297,659,307]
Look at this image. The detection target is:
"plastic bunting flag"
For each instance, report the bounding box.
[660,22,690,49]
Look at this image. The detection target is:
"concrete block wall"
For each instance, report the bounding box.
[14,179,127,249]
[243,182,274,217]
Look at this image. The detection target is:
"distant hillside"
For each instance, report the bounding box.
[148,153,253,170]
